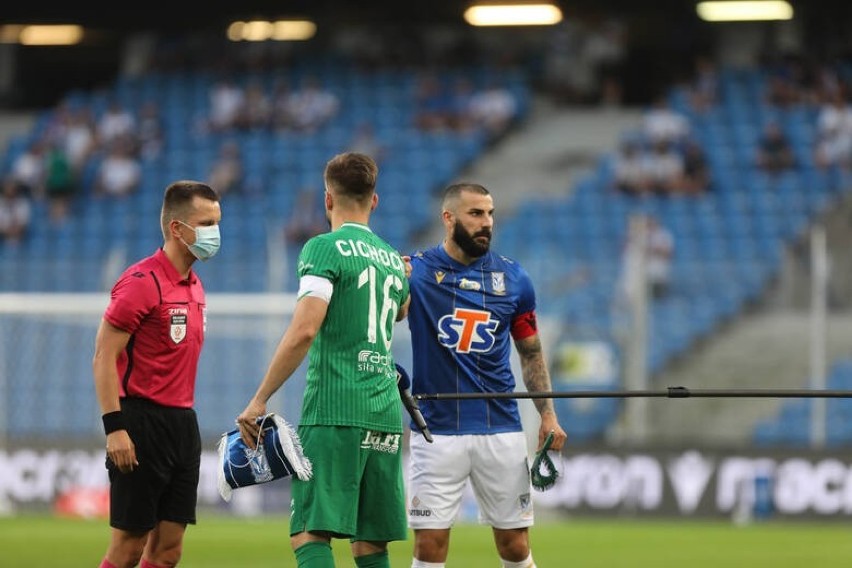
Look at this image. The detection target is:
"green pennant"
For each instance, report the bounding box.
[530,431,559,491]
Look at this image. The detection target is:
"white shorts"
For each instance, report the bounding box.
[407,431,534,530]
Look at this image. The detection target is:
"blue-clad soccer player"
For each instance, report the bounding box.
[405,182,567,568]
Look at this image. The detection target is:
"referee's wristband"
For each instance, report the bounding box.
[102,411,126,435]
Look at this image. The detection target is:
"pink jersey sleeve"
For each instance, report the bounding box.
[104,270,160,333]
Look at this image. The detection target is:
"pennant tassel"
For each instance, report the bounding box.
[216,433,235,502]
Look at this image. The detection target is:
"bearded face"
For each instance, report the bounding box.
[452,219,491,258]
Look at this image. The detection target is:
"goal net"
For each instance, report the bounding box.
[0,292,318,447]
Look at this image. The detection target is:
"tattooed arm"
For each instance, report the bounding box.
[515,333,568,451]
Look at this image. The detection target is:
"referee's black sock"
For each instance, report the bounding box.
[294,541,334,568]
[355,550,390,568]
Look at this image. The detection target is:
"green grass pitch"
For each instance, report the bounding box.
[2,514,851,567]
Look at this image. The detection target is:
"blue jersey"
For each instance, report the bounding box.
[407,245,537,435]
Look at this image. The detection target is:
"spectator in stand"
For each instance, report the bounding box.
[765,74,799,108]
[646,139,684,195]
[10,139,47,198]
[541,19,585,104]
[97,98,137,150]
[41,100,74,148]
[755,121,796,175]
[678,139,711,194]
[585,17,627,107]
[447,77,477,132]
[206,140,245,197]
[240,79,273,131]
[0,176,32,243]
[207,78,245,133]
[813,63,844,104]
[645,216,674,298]
[816,91,852,139]
[283,75,340,133]
[270,78,295,132]
[468,80,519,138]
[688,56,720,113]
[814,91,852,171]
[413,74,453,132]
[43,101,96,177]
[763,56,805,109]
[642,95,690,146]
[814,125,852,171]
[62,106,98,175]
[619,215,674,300]
[612,138,652,195]
[94,139,142,198]
[136,101,165,161]
[43,141,77,223]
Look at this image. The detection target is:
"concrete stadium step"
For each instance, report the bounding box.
[459,96,643,213]
[643,310,852,447]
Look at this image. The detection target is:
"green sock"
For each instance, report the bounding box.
[354,551,390,568]
[294,541,335,568]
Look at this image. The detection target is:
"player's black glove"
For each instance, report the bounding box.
[395,363,433,443]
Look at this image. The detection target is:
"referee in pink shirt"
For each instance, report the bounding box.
[92,180,221,568]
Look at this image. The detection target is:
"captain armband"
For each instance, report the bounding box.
[297,275,334,303]
[510,310,538,340]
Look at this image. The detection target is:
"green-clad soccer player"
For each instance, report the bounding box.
[237,152,410,568]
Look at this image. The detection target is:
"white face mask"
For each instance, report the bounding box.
[179,221,221,261]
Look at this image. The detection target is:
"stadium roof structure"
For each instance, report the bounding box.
[0,0,744,31]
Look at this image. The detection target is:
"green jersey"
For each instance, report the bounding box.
[297,222,409,432]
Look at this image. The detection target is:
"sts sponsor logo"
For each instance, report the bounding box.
[437,308,498,353]
[358,349,392,373]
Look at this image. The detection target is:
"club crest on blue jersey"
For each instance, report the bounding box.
[437,308,498,353]
[491,272,505,295]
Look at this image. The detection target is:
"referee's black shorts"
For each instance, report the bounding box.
[107,397,201,532]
